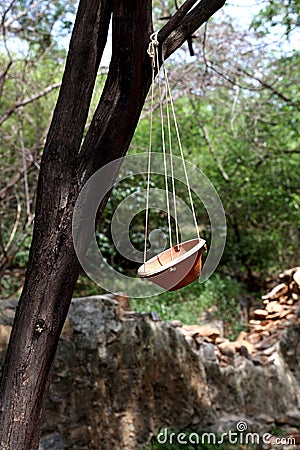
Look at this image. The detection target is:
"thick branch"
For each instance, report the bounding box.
[77,0,153,183]
[0,1,113,449]
[160,0,226,58]
[32,0,113,265]
[42,0,112,163]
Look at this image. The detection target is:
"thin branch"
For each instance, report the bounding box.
[202,21,208,72]
[1,0,17,21]
[19,115,31,220]
[0,214,34,276]
[42,0,112,164]
[282,148,300,154]
[239,67,299,108]
[4,190,21,254]
[0,60,13,98]
[199,121,230,182]
[206,61,263,92]
[0,161,35,201]
[2,0,41,30]
[230,85,240,136]
[0,82,61,126]
[255,148,300,168]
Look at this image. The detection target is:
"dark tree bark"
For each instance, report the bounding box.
[0,0,225,448]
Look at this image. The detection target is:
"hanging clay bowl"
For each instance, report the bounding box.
[138,238,206,291]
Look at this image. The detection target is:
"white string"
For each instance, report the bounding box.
[162,53,200,241]
[163,63,180,248]
[143,41,156,267]
[155,44,173,255]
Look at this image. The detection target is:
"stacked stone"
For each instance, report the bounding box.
[174,267,300,369]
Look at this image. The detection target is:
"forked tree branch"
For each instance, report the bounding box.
[42,0,112,163]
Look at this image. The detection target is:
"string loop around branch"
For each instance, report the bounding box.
[147,32,159,65]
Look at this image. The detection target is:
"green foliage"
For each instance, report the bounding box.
[2,0,77,53]
[1,8,299,304]
[251,0,300,36]
[151,49,300,289]
[131,274,245,340]
[0,53,64,262]
[74,273,105,298]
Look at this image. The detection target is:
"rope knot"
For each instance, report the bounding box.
[147,31,159,63]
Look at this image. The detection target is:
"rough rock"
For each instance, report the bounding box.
[0,296,214,450]
[39,433,67,450]
[0,269,300,450]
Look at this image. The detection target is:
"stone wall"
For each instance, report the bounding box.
[0,275,299,449]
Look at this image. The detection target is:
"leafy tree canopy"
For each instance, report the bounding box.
[252,0,300,36]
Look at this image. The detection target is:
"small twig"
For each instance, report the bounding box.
[206,62,262,92]
[198,121,230,182]
[4,189,21,253]
[0,82,61,126]
[0,60,13,98]
[230,85,240,136]
[0,161,35,201]
[18,114,31,220]
[0,214,34,275]
[2,0,42,30]
[1,0,18,21]
[202,21,208,72]
[239,67,299,108]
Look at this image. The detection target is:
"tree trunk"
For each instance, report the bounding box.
[0,0,225,448]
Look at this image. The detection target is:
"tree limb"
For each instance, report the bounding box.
[76,0,153,182]
[239,67,300,108]
[0,60,13,98]
[158,0,199,43]
[198,121,230,182]
[3,189,21,254]
[0,82,61,126]
[0,162,35,201]
[42,0,112,163]
[160,0,226,58]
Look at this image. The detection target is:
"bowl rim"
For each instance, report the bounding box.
[138,237,206,278]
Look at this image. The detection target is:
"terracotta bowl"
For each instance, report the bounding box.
[138,238,206,291]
